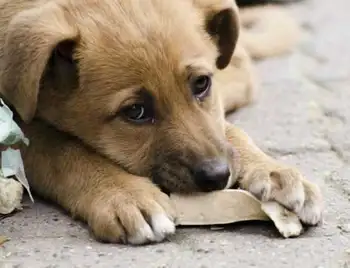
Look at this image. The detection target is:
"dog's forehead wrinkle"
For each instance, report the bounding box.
[79,34,191,84]
[70,0,212,66]
[71,0,200,43]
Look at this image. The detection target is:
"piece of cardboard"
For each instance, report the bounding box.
[0,235,9,246]
[0,177,23,214]
[170,189,303,238]
[261,201,303,238]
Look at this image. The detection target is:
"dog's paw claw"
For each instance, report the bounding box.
[297,181,323,226]
[241,164,323,225]
[127,213,175,245]
[87,182,176,244]
[151,213,176,242]
[298,202,323,226]
[127,224,156,245]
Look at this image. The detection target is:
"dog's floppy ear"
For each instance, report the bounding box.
[0,2,78,123]
[193,0,240,69]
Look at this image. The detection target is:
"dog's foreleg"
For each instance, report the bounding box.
[225,122,323,225]
[19,120,176,244]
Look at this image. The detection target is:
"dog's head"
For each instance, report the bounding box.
[0,0,239,192]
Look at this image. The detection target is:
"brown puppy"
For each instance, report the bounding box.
[0,0,322,244]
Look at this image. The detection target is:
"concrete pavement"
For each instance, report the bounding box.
[1,0,350,267]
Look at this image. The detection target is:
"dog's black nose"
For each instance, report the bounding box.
[193,158,231,191]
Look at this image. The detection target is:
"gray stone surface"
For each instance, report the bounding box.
[1,0,350,267]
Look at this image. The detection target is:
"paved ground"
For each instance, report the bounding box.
[1,0,350,267]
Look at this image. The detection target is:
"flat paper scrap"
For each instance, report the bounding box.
[0,99,29,146]
[1,149,33,202]
[170,189,303,238]
[0,98,33,204]
[0,235,9,246]
[0,176,23,214]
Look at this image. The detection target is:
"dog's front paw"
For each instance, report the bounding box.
[239,163,323,225]
[86,180,176,245]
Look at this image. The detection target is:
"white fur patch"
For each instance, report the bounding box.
[127,213,175,245]
[151,213,176,242]
[127,224,155,245]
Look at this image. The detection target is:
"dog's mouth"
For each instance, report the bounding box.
[151,157,232,194]
[151,160,196,194]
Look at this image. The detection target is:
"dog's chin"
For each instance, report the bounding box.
[150,155,235,194]
[152,174,200,194]
[150,166,200,194]
[151,171,230,195]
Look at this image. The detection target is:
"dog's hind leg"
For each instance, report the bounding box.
[239,5,301,59]
[236,0,304,7]
[215,44,258,114]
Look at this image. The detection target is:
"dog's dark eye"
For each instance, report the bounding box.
[121,104,154,124]
[191,75,212,100]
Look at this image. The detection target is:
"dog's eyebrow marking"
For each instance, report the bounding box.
[136,88,154,103]
[183,56,213,76]
[117,88,154,108]
[104,87,155,122]
[107,87,140,112]
[185,64,213,80]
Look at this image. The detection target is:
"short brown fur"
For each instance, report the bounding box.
[0,0,322,244]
